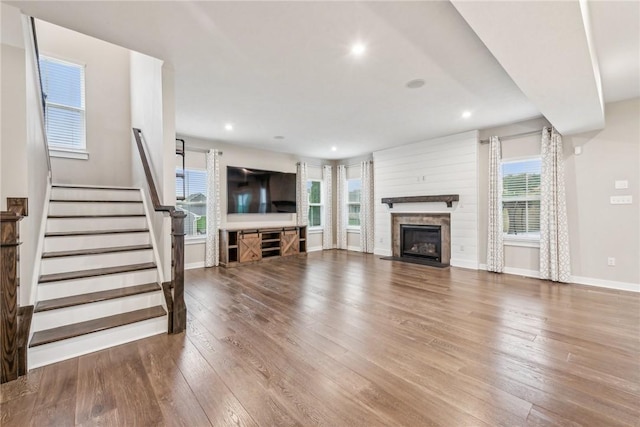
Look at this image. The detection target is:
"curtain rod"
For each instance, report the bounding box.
[479,129,548,144]
[184,146,223,155]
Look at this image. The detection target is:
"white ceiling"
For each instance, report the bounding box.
[5,1,640,159]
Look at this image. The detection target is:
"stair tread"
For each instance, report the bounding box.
[48,214,146,218]
[49,199,142,203]
[39,262,157,283]
[30,306,166,347]
[35,282,161,312]
[42,244,153,258]
[45,228,149,237]
[52,184,139,191]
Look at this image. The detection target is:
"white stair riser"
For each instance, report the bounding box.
[33,292,164,331]
[37,269,158,299]
[40,250,154,275]
[51,187,142,202]
[46,217,147,233]
[49,202,144,216]
[28,316,166,369]
[44,233,150,252]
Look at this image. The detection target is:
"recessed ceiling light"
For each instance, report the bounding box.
[331,146,337,152]
[224,123,234,131]
[274,136,285,140]
[406,79,425,89]
[350,42,366,56]
[462,111,472,119]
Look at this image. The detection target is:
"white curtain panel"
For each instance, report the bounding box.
[359,160,375,253]
[205,149,221,267]
[487,136,504,273]
[296,162,308,226]
[540,127,571,283]
[336,164,348,250]
[322,165,333,249]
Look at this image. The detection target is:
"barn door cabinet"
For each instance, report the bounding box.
[219,226,307,267]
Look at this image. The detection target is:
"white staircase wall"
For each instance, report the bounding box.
[50,187,142,201]
[40,250,154,275]
[44,232,151,252]
[37,268,159,300]
[48,201,145,216]
[33,291,164,330]
[46,216,148,233]
[29,316,166,369]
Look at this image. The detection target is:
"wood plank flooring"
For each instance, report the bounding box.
[2,251,639,426]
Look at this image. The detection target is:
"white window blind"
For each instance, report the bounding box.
[176,169,207,237]
[307,180,323,228]
[39,56,86,150]
[502,158,541,238]
[347,178,361,228]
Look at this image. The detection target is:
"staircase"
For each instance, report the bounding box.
[29,184,167,368]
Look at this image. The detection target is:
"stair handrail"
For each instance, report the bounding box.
[132,127,186,334]
[29,17,52,179]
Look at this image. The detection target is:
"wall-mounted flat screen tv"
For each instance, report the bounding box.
[227,166,297,214]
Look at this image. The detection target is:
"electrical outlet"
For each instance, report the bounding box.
[607,257,616,267]
[460,245,464,252]
[610,195,633,204]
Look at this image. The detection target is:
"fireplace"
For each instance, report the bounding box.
[389,213,450,267]
[401,225,441,262]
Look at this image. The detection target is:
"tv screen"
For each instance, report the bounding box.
[227,166,297,214]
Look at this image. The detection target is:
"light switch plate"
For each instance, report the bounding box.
[615,180,629,189]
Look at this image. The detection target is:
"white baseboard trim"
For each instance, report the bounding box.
[450,259,479,270]
[374,248,392,257]
[307,246,323,253]
[185,261,205,270]
[570,276,640,293]
[347,245,361,252]
[478,264,639,292]
[479,263,540,278]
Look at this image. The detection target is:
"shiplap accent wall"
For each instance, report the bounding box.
[373,130,479,269]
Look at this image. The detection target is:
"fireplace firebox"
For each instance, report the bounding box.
[400,225,442,262]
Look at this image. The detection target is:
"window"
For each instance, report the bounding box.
[347,179,361,228]
[502,158,541,239]
[176,169,207,238]
[307,180,323,228]
[39,56,86,153]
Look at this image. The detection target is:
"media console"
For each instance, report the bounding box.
[219,226,307,267]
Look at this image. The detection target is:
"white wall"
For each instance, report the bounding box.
[373,130,479,269]
[1,4,28,210]
[36,20,132,186]
[130,52,176,279]
[477,99,639,290]
[565,99,639,288]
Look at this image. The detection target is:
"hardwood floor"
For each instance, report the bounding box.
[2,250,639,426]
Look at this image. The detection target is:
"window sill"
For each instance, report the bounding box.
[347,227,361,233]
[308,228,323,234]
[49,147,89,160]
[504,237,540,248]
[185,236,206,245]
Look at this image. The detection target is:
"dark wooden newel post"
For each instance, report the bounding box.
[170,210,186,334]
[1,211,22,383]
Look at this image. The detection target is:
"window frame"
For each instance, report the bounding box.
[39,55,88,159]
[307,179,323,230]
[501,156,541,246]
[176,167,208,241]
[346,178,362,230]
